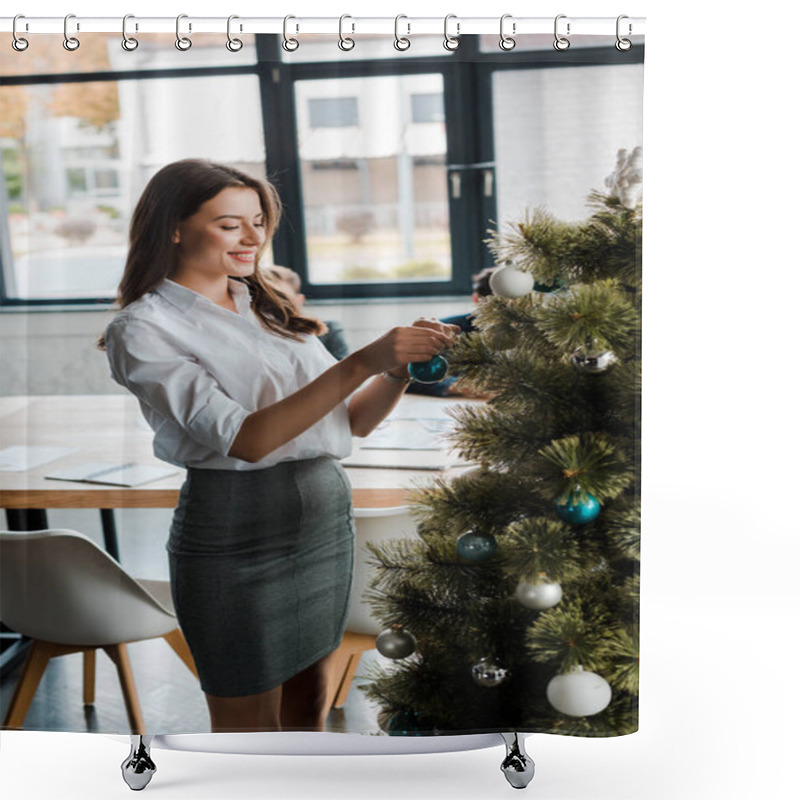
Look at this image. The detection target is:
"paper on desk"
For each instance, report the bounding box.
[342,448,469,470]
[345,419,472,470]
[361,419,456,451]
[387,395,460,419]
[0,445,79,471]
[45,462,179,487]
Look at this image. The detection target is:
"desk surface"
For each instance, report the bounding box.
[0,394,473,510]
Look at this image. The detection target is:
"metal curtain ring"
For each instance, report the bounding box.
[12,14,29,51]
[63,13,80,51]
[615,14,632,51]
[499,14,516,51]
[282,15,299,51]
[443,14,460,51]
[122,14,139,51]
[394,15,411,51]
[553,14,570,51]
[338,15,355,51]
[175,14,192,51]
[226,15,243,51]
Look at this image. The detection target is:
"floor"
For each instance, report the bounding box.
[0,507,385,735]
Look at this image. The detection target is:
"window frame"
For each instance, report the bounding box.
[0,36,642,308]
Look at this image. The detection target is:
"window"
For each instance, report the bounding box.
[295,75,451,288]
[1,35,642,306]
[1,75,265,302]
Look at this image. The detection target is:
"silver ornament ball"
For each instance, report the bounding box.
[471,657,510,687]
[376,628,417,659]
[570,344,617,374]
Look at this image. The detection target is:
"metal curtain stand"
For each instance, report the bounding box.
[120,732,535,791]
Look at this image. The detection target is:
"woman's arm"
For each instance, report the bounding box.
[346,319,461,438]
[347,371,409,438]
[228,323,453,462]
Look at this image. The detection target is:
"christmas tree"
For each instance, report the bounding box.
[363,148,642,737]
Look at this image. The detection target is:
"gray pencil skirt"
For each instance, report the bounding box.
[166,456,355,698]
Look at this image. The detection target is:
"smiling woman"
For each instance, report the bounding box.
[98,157,458,735]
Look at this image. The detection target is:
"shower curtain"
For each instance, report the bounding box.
[0,19,643,746]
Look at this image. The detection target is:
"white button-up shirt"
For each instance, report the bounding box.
[104,278,352,470]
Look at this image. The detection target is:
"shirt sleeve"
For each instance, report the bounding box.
[105,316,250,457]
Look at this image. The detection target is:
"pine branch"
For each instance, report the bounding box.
[538,432,634,503]
[407,468,537,535]
[601,506,641,561]
[534,279,640,358]
[447,404,557,470]
[501,518,598,583]
[527,692,638,737]
[601,626,639,694]
[574,197,642,290]
[485,207,580,286]
[365,538,512,616]
[525,599,618,672]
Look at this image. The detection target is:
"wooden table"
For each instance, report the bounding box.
[1,393,473,519]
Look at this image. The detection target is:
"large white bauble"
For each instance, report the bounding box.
[546,666,612,717]
[489,264,535,299]
[515,578,563,610]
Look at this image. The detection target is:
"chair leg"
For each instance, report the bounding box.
[2,640,57,728]
[103,644,146,735]
[161,628,199,680]
[328,632,377,710]
[83,649,97,705]
[332,652,360,709]
[326,647,353,711]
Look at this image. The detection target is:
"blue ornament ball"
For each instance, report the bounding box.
[457,531,498,562]
[555,492,602,525]
[408,354,449,384]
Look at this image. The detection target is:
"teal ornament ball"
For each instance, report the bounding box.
[408,354,449,384]
[387,710,425,736]
[555,492,601,525]
[533,277,565,293]
[457,531,498,562]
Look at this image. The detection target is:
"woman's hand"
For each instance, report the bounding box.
[346,318,461,437]
[352,317,460,378]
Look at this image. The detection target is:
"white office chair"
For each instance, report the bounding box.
[327,507,417,709]
[0,529,198,733]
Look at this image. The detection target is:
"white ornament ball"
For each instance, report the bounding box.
[489,264,535,299]
[515,578,563,610]
[546,666,612,717]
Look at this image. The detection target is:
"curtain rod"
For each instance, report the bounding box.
[1,16,646,37]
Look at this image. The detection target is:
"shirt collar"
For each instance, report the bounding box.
[156,277,253,314]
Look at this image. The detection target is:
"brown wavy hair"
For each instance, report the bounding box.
[97,159,326,349]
